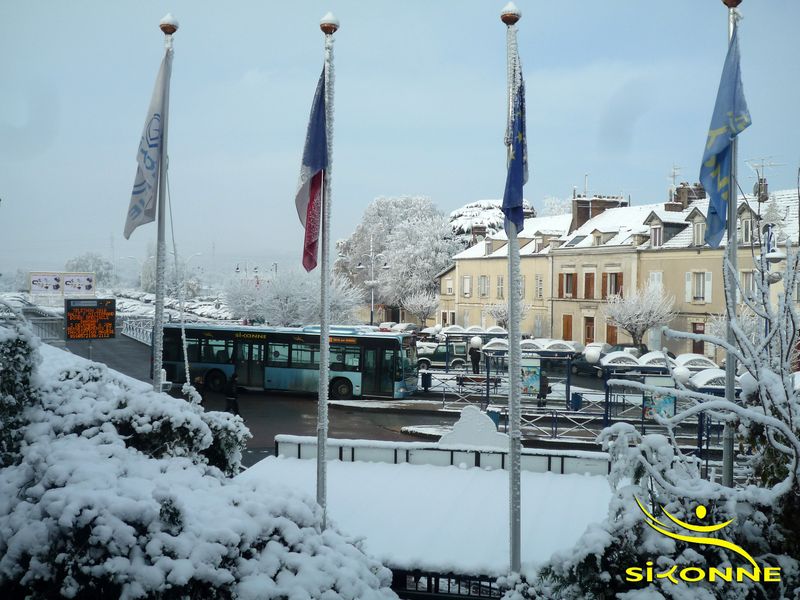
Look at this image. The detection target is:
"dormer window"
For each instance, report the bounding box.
[693,221,706,246]
[741,217,753,245]
[650,225,663,248]
[593,233,602,246]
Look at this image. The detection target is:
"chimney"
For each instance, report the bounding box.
[568,194,628,234]
[675,182,705,209]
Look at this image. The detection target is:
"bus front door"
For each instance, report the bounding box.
[239,342,265,389]
[362,347,395,397]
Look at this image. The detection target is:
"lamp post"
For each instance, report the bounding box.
[355,234,389,326]
[234,261,259,279]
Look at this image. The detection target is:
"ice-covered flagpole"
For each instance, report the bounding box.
[722,0,742,488]
[501,1,523,574]
[152,14,178,393]
[317,11,338,529]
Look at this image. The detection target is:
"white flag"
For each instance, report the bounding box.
[124,50,172,239]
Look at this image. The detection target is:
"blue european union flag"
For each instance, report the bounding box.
[503,75,528,234]
[700,25,751,248]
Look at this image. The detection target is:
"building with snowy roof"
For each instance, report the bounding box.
[438,184,800,360]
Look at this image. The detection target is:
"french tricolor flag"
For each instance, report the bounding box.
[295,69,328,272]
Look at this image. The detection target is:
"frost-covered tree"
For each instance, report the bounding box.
[503,247,800,599]
[64,252,114,287]
[483,301,531,330]
[449,199,533,243]
[604,282,677,347]
[539,195,571,216]
[302,273,363,325]
[336,196,465,307]
[401,290,439,325]
[224,276,267,323]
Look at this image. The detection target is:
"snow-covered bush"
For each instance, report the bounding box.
[0,306,40,467]
[0,323,396,599]
[503,248,800,599]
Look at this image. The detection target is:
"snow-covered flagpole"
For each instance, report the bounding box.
[501,2,526,574]
[123,14,178,393]
[152,17,176,394]
[318,12,338,529]
[722,0,742,489]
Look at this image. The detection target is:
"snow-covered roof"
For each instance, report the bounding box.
[674,353,718,371]
[645,189,800,251]
[492,213,571,242]
[559,203,661,249]
[689,368,728,388]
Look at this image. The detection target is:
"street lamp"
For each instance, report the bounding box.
[355,234,389,326]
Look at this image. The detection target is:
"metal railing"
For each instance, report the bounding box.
[27,316,64,342]
[121,318,153,346]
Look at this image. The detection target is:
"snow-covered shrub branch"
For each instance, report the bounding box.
[483,301,531,330]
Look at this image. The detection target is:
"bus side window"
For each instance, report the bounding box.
[268,342,289,367]
[186,344,200,362]
[344,347,360,371]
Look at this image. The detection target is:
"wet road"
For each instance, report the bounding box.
[63,335,458,467]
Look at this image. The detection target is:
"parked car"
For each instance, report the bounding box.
[391,323,419,333]
[378,321,397,331]
[608,343,649,358]
[570,343,611,377]
[416,341,468,370]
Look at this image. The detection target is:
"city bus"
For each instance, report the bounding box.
[161,323,418,399]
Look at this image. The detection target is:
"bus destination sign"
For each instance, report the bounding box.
[65,299,116,340]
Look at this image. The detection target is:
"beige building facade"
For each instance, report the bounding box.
[438,186,799,359]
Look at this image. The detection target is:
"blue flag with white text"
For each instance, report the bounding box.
[700,25,751,248]
[502,75,528,234]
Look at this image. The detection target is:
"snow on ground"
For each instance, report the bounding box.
[238,456,611,577]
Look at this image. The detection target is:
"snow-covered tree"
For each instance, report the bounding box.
[448,199,532,243]
[482,301,531,330]
[64,252,114,287]
[539,195,571,216]
[301,273,363,325]
[336,196,465,307]
[503,248,800,599]
[224,276,267,323]
[603,282,677,347]
[401,290,439,325]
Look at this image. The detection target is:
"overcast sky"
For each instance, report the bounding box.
[1,1,798,279]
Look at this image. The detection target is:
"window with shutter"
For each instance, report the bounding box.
[685,272,692,303]
[558,273,564,298]
[704,271,712,303]
[602,273,608,299]
[584,272,595,299]
[562,314,573,340]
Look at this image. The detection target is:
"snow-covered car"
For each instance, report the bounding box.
[391,322,419,333]
[378,321,397,331]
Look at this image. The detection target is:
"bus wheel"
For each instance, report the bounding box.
[206,370,226,393]
[331,378,353,400]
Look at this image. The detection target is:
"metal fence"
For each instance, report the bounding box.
[120,318,153,346]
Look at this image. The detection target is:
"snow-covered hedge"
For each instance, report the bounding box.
[0,321,396,599]
[0,312,40,467]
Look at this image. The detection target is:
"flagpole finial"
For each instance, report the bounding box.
[320,12,339,35]
[722,0,742,7]
[159,13,179,36]
[501,2,522,25]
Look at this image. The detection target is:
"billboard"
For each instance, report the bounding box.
[30,272,95,297]
[65,299,116,340]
